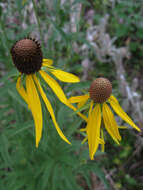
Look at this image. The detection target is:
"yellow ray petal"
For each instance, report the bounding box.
[40,71,88,122]
[109,95,118,103]
[26,75,43,147]
[88,100,94,117]
[78,96,89,109]
[80,128,87,132]
[109,95,141,132]
[42,59,53,67]
[118,126,128,129]
[50,69,80,83]
[67,103,88,121]
[80,130,104,144]
[40,70,69,105]
[33,75,71,144]
[86,109,93,158]
[80,131,104,145]
[68,94,89,109]
[102,103,121,144]
[68,94,89,103]
[99,137,105,145]
[81,137,88,144]
[87,104,101,160]
[101,129,105,152]
[16,76,29,105]
[77,101,86,109]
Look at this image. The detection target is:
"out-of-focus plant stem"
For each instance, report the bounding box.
[32,0,44,50]
[0,20,12,69]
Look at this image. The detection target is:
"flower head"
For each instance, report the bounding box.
[11,38,42,74]
[89,78,112,103]
[69,77,141,160]
[11,38,81,147]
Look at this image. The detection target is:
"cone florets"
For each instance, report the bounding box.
[89,78,112,103]
[10,38,43,74]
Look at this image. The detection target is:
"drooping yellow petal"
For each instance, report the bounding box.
[99,137,105,145]
[68,94,89,103]
[68,99,89,122]
[50,69,80,83]
[42,59,53,67]
[33,75,71,144]
[118,126,128,129]
[81,136,104,145]
[102,103,121,144]
[16,76,29,105]
[26,75,43,147]
[40,70,69,105]
[109,95,118,103]
[80,128,87,132]
[81,137,88,144]
[67,103,88,122]
[77,101,86,109]
[86,108,94,159]
[40,70,88,122]
[88,100,94,117]
[68,94,89,109]
[101,129,105,152]
[80,130,104,144]
[87,104,101,160]
[78,96,89,109]
[109,95,141,132]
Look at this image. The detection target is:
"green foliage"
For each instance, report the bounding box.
[0,79,109,190]
[0,0,143,189]
[92,0,143,74]
[110,1,143,72]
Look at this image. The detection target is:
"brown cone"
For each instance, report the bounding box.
[10,38,43,74]
[89,78,112,103]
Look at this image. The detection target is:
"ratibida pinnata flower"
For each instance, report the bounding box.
[10,38,86,147]
[68,77,141,160]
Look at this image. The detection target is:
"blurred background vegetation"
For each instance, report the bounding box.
[0,0,143,189]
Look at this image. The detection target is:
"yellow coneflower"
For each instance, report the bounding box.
[68,77,141,160]
[10,38,81,147]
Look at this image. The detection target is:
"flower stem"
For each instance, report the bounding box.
[32,0,44,50]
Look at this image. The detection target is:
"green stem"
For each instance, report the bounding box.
[0,20,12,69]
[32,0,44,50]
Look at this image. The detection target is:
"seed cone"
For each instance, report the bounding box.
[89,78,112,103]
[10,38,43,74]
